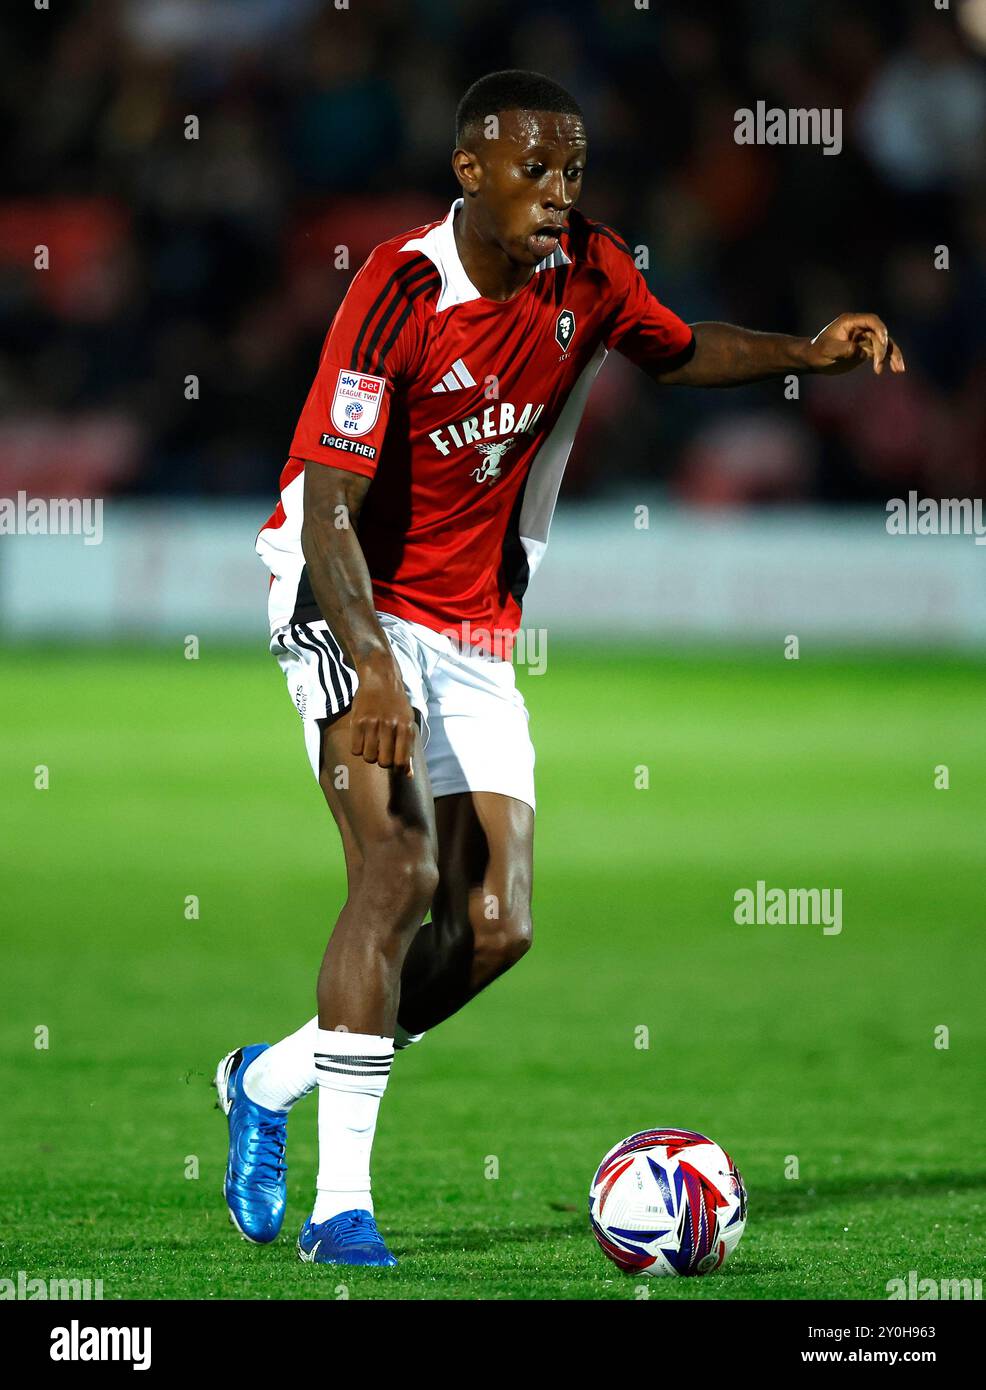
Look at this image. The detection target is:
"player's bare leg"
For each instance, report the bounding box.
[312,711,438,1035]
[248,787,533,1096]
[396,791,534,1035]
[242,743,534,1267]
[290,709,437,1267]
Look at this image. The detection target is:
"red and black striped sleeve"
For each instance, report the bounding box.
[288,248,440,478]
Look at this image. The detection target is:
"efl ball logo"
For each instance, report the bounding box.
[331,370,385,436]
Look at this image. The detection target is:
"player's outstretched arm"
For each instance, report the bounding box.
[300,461,417,772]
[654,314,906,387]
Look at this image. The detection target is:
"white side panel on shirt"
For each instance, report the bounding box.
[517,342,609,582]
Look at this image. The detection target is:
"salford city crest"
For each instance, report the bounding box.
[555,309,576,352]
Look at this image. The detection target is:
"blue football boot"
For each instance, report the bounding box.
[297,1210,398,1268]
[215,1044,287,1244]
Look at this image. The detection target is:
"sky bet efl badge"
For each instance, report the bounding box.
[331,369,385,437]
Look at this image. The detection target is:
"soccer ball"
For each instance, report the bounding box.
[588,1128,747,1277]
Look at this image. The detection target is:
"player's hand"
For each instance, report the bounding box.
[350,653,417,774]
[805,313,906,376]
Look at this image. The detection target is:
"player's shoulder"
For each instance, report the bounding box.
[564,210,635,275]
[350,216,446,311]
[332,214,447,378]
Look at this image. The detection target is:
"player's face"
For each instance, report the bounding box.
[454,110,587,265]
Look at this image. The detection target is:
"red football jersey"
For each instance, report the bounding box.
[257,198,694,654]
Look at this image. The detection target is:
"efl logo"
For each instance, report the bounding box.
[331,369,384,437]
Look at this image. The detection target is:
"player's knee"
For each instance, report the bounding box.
[477,907,533,971]
[361,832,438,924]
[395,849,440,915]
[504,915,533,968]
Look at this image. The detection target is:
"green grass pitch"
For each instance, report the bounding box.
[1,642,984,1300]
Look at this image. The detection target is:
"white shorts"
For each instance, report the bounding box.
[270,612,536,811]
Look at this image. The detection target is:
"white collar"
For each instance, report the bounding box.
[401,197,571,313]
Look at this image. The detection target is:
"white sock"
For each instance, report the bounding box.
[312,1030,393,1223]
[241,1016,318,1112]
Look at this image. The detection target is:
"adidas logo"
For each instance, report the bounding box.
[431,358,476,393]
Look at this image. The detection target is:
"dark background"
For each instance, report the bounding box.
[2,0,984,509]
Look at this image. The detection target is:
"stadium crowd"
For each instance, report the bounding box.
[2,0,984,506]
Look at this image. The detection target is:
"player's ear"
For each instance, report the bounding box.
[452,146,482,197]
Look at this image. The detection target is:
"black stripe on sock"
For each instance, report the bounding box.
[314,1053,394,1064]
[315,1063,393,1077]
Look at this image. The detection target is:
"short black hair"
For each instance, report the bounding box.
[455,70,582,144]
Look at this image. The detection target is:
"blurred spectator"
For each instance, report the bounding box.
[856,12,986,193]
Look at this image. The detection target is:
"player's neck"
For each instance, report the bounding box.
[453,203,535,303]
